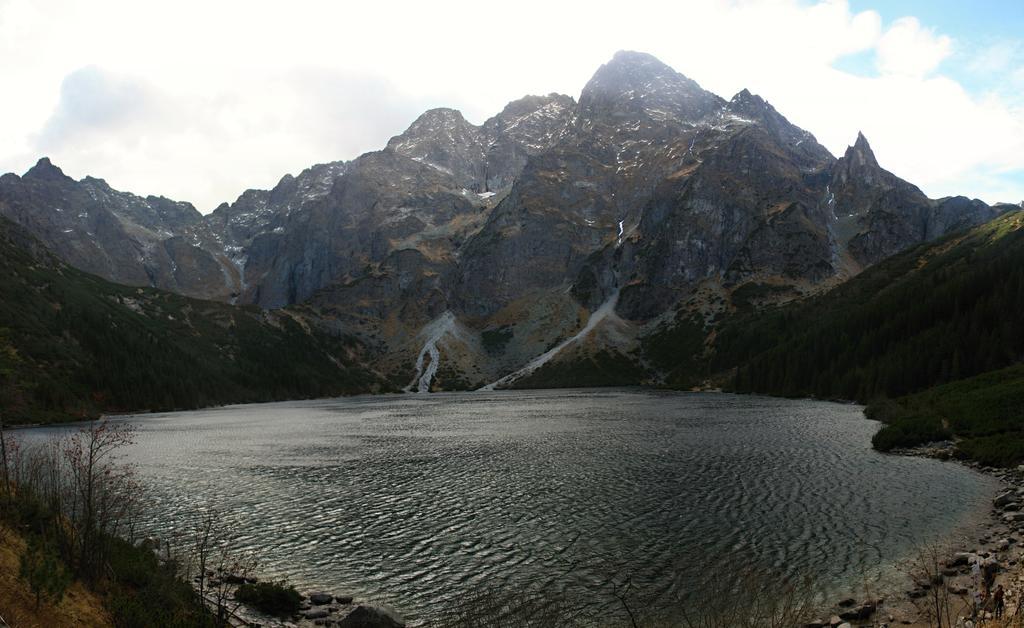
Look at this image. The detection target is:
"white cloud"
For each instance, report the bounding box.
[875,16,952,77]
[966,39,1023,76]
[0,0,1021,209]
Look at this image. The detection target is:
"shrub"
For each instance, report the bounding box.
[956,433,1024,468]
[871,414,950,451]
[19,537,71,610]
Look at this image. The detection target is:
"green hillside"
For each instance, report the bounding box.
[867,364,1024,466]
[0,218,389,424]
[713,210,1024,401]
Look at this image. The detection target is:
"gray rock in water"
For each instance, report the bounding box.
[309,592,334,605]
[338,605,405,628]
[304,609,330,619]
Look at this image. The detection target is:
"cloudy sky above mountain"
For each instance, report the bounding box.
[0,0,1021,211]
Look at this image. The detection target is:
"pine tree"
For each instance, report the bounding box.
[19,538,71,610]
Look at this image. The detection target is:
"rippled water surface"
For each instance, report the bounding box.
[22,390,998,623]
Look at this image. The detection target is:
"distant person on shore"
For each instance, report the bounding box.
[994,584,1005,618]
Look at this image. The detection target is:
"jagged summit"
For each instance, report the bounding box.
[399,107,470,131]
[730,88,757,102]
[847,132,879,167]
[24,157,71,182]
[387,107,477,154]
[722,88,833,165]
[726,88,773,117]
[490,93,574,120]
[579,50,723,123]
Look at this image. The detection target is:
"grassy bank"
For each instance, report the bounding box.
[0,516,211,628]
[0,419,231,627]
[0,522,110,627]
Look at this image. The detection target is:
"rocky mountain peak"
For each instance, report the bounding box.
[725,88,776,121]
[578,50,723,124]
[730,88,758,103]
[388,108,476,149]
[385,107,486,182]
[722,89,833,166]
[492,93,574,121]
[483,93,575,155]
[24,157,72,183]
[847,132,879,169]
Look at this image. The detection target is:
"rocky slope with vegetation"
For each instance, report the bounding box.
[0,217,388,425]
[637,209,1024,465]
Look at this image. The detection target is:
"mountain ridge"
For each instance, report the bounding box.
[1,51,1016,391]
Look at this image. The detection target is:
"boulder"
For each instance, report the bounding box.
[947,552,976,567]
[305,609,330,620]
[309,592,334,605]
[995,490,1017,507]
[138,536,161,551]
[338,606,405,628]
[839,602,876,621]
[336,595,354,605]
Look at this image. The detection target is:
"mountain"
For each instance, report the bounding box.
[0,51,1012,391]
[0,159,241,301]
[712,210,1024,401]
[0,216,388,424]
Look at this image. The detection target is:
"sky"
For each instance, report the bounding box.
[0,0,1021,212]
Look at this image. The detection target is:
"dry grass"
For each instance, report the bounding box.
[0,524,110,628]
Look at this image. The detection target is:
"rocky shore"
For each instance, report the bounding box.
[805,441,1024,627]
[174,564,406,628]
[231,589,404,628]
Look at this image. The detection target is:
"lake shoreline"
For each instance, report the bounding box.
[848,441,1024,627]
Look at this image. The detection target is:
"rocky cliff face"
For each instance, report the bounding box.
[827,133,1005,267]
[0,51,1010,390]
